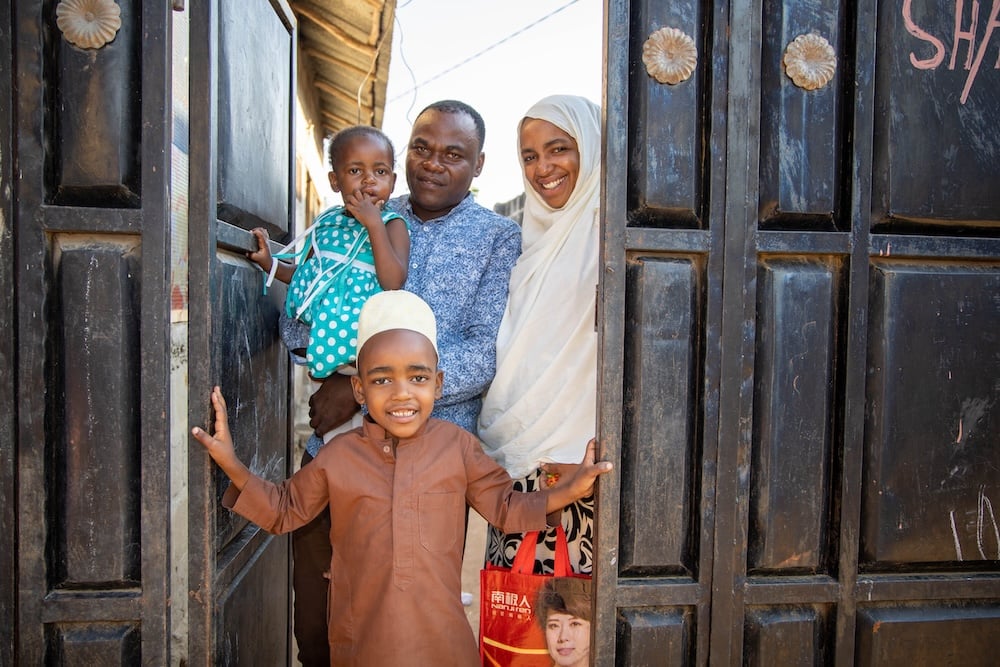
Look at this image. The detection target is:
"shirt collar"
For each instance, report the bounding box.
[360,414,431,444]
[393,192,475,226]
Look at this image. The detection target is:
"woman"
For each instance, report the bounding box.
[537,578,592,667]
[479,94,601,573]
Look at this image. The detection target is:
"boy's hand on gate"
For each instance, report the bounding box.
[191,386,251,490]
[542,439,613,515]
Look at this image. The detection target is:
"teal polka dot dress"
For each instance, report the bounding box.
[284,205,406,378]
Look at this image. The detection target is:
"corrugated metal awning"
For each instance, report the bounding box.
[290,0,395,140]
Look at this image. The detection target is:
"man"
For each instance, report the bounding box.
[288,100,521,666]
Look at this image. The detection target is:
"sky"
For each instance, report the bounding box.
[381,0,603,210]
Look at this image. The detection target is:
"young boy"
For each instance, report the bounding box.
[191,290,612,666]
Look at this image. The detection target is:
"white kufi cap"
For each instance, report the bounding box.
[356,290,438,358]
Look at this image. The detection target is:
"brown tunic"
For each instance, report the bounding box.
[224,417,549,666]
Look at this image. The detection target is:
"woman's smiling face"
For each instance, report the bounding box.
[519,118,581,209]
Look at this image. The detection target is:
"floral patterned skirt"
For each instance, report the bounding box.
[485,467,594,574]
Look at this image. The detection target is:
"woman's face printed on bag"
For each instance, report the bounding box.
[544,612,591,667]
[328,134,397,204]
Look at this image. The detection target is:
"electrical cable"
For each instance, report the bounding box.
[388,0,581,103]
[356,6,396,125]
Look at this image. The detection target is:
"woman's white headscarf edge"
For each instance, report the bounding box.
[478,95,602,478]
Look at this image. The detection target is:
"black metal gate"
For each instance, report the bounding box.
[3,1,295,664]
[596,0,1000,664]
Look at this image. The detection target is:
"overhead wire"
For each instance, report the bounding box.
[387,0,581,106]
[356,4,396,124]
[391,8,420,134]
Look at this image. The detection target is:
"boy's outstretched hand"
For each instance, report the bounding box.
[542,439,613,516]
[191,386,250,491]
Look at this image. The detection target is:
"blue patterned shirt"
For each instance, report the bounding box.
[393,193,521,433]
[290,193,521,455]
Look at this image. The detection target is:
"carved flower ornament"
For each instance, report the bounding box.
[782,33,837,91]
[56,0,122,50]
[642,27,698,85]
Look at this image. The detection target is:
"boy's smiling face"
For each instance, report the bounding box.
[351,329,443,440]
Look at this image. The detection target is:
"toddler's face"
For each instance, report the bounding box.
[351,329,442,440]
[329,134,396,204]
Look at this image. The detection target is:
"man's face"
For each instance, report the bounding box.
[405,109,484,221]
[351,329,443,440]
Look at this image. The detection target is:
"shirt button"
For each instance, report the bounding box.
[411,263,418,269]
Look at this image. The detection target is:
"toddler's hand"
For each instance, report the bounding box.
[247,228,273,272]
[344,189,383,227]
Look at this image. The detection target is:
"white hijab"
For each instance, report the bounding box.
[478,95,601,478]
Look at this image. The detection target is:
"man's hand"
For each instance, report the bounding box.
[309,373,361,435]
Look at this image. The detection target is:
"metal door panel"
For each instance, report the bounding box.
[215,531,290,667]
[855,605,1000,666]
[750,258,840,574]
[759,0,843,228]
[616,607,696,666]
[623,256,703,574]
[47,623,142,665]
[873,1,1000,227]
[744,606,832,665]
[51,4,140,206]
[0,2,14,663]
[187,1,296,663]
[209,254,290,553]
[599,0,731,661]
[53,238,142,588]
[863,262,1000,566]
[627,0,710,226]
[216,0,294,237]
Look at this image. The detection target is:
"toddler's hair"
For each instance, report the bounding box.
[327,125,395,169]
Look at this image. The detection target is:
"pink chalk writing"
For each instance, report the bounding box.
[902,0,1000,104]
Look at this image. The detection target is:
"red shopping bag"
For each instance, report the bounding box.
[479,526,588,666]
